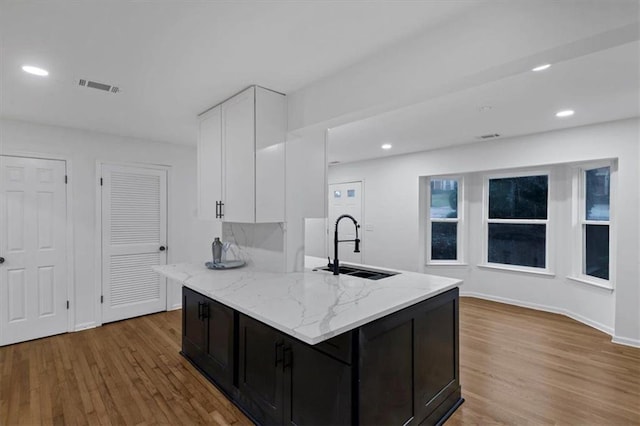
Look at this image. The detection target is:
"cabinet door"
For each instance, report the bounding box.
[182,287,206,362]
[359,320,414,426]
[197,106,223,220]
[285,341,352,426]
[414,294,459,423]
[238,314,284,424]
[255,87,286,222]
[222,87,255,223]
[201,299,235,394]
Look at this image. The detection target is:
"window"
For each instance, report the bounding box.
[484,172,549,271]
[578,165,611,283]
[427,177,463,263]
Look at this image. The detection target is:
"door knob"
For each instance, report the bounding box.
[159,246,166,252]
[0,257,4,264]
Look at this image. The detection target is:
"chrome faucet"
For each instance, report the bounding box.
[330,214,361,275]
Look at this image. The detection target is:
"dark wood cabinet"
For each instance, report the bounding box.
[182,286,461,426]
[286,338,352,426]
[359,320,414,425]
[201,297,235,393]
[237,315,352,426]
[237,314,285,424]
[358,289,460,425]
[182,287,207,363]
[414,297,458,423]
[182,287,235,395]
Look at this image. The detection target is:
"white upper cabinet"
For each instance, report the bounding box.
[222,87,255,223]
[197,86,286,223]
[197,105,222,220]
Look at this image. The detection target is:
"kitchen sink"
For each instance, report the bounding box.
[314,264,398,280]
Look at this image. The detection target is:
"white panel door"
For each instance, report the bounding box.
[328,181,363,264]
[0,156,68,346]
[101,164,167,323]
[222,86,255,223]
[197,105,223,220]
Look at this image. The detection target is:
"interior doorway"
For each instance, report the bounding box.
[328,181,363,264]
[100,163,168,323]
[0,155,69,345]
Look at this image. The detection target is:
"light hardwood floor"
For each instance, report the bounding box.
[450,298,639,425]
[1,297,638,425]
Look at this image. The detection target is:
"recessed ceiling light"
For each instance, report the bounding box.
[381,144,392,150]
[555,109,575,118]
[532,64,551,72]
[22,65,49,76]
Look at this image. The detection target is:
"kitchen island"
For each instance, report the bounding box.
[154,259,463,425]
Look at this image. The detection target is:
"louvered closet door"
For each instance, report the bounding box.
[101,164,167,323]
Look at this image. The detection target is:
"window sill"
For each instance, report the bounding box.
[477,263,555,277]
[567,275,614,291]
[426,263,469,267]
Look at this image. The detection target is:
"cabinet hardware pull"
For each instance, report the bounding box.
[197,302,203,320]
[283,346,293,370]
[202,303,210,319]
[275,341,284,366]
[215,201,225,218]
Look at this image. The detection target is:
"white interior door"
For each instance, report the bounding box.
[101,164,167,323]
[328,181,363,264]
[0,156,68,346]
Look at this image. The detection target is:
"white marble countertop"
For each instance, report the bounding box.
[153,257,461,345]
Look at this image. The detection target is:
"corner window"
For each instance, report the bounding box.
[484,173,549,271]
[427,177,463,263]
[581,165,611,281]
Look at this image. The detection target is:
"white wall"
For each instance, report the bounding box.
[285,128,327,272]
[304,218,327,259]
[0,118,216,330]
[328,118,640,345]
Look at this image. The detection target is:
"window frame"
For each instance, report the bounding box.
[481,169,554,275]
[569,161,615,290]
[426,176,465,265]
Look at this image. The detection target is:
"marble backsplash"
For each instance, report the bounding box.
[222,222,286,273]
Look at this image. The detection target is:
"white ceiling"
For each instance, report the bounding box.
[0,0,477,145]
[327,40,640,164]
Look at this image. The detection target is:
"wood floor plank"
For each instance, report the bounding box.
[448,297,640,425]
[1,299,638,425]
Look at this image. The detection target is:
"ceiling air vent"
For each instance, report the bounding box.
[78,78,120,94]
[476,133,501,140]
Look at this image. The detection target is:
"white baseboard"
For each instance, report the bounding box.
[74,322,97,331]
[460,291,615,337]
[169,303,182,311]
[612,335,640,348]
[564,310,615,337]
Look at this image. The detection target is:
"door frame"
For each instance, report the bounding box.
[0,151,75,343]
[94,160,172,327]
[327,179,365,264]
